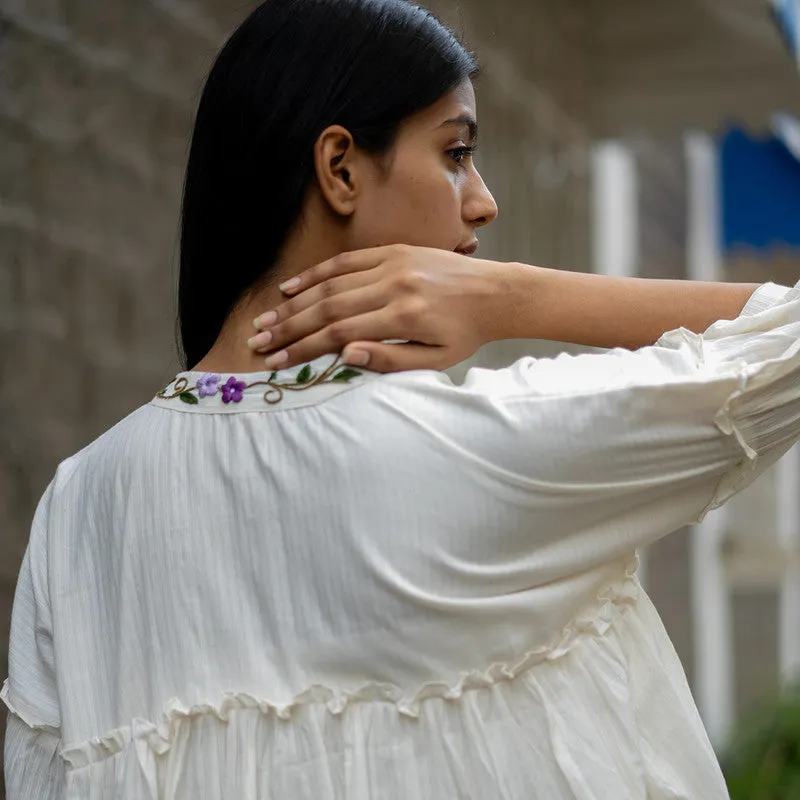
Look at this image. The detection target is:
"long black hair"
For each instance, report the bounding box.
[178,0,480,368]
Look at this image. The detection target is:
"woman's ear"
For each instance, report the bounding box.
[314,125,359,216]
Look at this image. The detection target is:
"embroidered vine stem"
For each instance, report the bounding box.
[155,355,363,406]
[257,354,346,404]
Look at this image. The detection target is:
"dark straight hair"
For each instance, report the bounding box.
[177,0,480,368]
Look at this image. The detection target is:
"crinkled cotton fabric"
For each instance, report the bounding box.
[5,280,800,799]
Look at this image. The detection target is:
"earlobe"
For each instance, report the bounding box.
[315,125,357,216]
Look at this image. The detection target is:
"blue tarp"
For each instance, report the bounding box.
[720,124,800,251]
[773,0,800,61]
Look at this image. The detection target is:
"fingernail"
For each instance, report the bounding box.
[279,277,301,293]
[254,310,277,330]
[247,331,272,350]
[264,350,289,369]
[343,349,370,367]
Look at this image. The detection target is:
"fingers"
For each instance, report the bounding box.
[341,342,449,373]
[258,309,415,370]
[276,244,410,297]
[249,283,390,355]
[253,271,377,334]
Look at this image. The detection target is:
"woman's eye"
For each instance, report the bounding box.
[447,146,478,166]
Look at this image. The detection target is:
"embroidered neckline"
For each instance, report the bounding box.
[156,355,362,406]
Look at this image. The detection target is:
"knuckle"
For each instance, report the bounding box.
[319,297,338,324]
[380,351,397,372]
[275,298,297,321]
[396,268,423,293]
[320,279,337,300]
[268,320,290,346]
[312,261,328,281]
[395,297,426,325]
[331,251,352,274]
[327,321,351,347]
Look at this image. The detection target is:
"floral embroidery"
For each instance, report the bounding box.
[156,356,363,406]
[197,373,220,397]
[221,376,247,404]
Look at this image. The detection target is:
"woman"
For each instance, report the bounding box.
[4,0,800,797]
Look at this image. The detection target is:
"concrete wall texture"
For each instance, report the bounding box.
[0,0,789,794]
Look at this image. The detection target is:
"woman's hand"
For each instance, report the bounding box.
[247,245,763,370]
[247,244,520,372]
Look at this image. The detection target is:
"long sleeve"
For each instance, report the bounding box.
[2,481,64,799]
[427,280,800,576]
[4,713,64,800]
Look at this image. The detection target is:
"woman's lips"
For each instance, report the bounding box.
[455,241,478,255]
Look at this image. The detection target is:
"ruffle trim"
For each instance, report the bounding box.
[55,557,640,771]
[0,679,60,735]
[706,333,800,519]
[657,312,800,524]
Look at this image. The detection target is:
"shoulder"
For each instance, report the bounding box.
[46,404,163,500]
[359,345,703,461]
[359,358,563,445]
[370,348,651,407]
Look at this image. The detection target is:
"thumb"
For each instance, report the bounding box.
[342,342,447,373]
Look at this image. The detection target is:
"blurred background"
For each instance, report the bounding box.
[2,0,800,796]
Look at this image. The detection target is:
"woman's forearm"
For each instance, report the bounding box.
[503,263,761,350]
[246,248,765,371]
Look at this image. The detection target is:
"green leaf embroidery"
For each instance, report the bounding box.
[268,371,278,382]
[179,391,199,405]
[332,368,362,382]
[296,364,313,384]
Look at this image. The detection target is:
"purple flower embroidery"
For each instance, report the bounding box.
[196,372,221,398]
[221,376,247,404]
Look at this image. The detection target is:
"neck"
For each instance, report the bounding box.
[191,221,347,374]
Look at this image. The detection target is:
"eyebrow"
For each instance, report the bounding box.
[438,114,478,144]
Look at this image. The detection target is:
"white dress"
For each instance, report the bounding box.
[6,280,800,800]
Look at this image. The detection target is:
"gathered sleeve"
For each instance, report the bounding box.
[3,480,65,799]
[3,715,63,800]
[440,281,800,574]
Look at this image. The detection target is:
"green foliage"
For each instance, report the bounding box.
[723,684,800,799]
[332,368,362,382]
[295,365,313,383]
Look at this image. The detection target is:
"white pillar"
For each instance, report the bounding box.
[777,445,800,683]
[591,141,648,585]
[685,132,734,748]
[591,141,638,279]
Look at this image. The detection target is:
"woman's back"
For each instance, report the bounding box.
[18,308,800,797]
[44,358,638,734]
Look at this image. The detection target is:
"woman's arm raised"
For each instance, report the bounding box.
[246,244,761,371]
[511,264,759,350]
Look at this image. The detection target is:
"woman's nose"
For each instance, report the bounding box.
[468,173,499,227]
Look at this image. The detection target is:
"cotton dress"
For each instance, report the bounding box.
[6,281,800,799]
